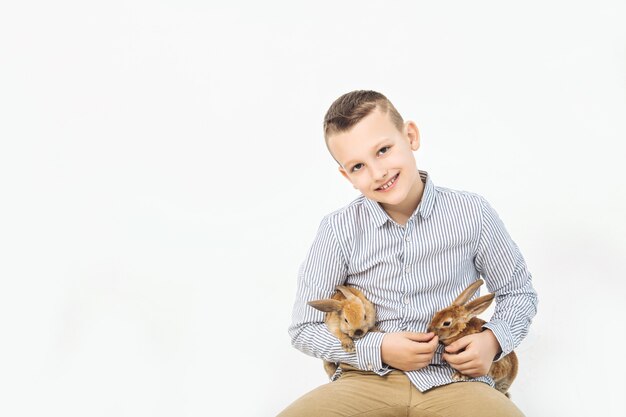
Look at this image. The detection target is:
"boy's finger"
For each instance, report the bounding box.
[445,337,471,353]
[443,350,471,365]
[442,353,458,365]
[415,336,439,354]
[404,332,435,343]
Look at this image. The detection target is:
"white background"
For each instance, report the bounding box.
[1,1,625,416]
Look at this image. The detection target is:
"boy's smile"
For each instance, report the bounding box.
[327,108,425,225]
[376,173,399,192]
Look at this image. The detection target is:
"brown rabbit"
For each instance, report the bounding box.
[308,285,378,377]
[427,279,518,397]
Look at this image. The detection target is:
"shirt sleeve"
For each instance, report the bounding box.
[288,215,388,375]
[474,196,539,361]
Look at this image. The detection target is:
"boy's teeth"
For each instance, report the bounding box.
[379,175,396,189]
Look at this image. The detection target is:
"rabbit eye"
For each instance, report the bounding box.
[443,321,451,327]
[344,318,349,324]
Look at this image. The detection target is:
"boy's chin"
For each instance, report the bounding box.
[372,192,405,205]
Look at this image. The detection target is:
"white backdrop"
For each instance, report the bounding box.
[1,1,625,416]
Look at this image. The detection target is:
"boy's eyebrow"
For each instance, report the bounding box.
[341,138,390,168]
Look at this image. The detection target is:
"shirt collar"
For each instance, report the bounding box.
[364,170,436,227]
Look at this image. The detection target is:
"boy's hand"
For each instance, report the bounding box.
[381,332,438,371]
[442,329,501,377]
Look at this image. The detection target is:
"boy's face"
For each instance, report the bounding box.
[327,108,421,211]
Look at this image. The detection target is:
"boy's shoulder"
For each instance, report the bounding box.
[430,184,495,223]
[322,194,370,224]
[433,183,488,206]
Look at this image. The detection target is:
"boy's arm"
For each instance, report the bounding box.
[474,196,539,361]
[288,216,387,374]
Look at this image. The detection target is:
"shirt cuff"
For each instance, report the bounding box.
[355,331,388,374]
[482,320,515,362]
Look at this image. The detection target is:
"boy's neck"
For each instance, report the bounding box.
[380,176,425,226]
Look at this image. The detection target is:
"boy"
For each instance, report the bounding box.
[278,91,538,417]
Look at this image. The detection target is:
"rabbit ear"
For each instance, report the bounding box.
[336,285,356,300]
[452,279,484,306]
[308,299,343,313]
[464,293,495,318]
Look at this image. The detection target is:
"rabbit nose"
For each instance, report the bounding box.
[354,329,363,337]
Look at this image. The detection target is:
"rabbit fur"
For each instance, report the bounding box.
[308,285,378,378]
[427,279,518,397]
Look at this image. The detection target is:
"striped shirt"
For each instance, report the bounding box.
[289,170,538,392]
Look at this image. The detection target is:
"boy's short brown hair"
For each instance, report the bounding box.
[323,90,404,142]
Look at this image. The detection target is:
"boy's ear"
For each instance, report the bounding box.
[405,121,420,151]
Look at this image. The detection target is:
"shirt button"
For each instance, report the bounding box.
[405,266,410,273]
[367,363,373,371]
[405,236,410,242]
[403,297,410,305]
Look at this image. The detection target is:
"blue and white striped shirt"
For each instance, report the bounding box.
[289,170,538,392]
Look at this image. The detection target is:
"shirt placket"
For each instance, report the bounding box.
[399,219,415,331]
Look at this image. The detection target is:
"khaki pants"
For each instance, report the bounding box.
[277,365,525,417]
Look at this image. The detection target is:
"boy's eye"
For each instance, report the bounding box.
[378,146,390,156]
[351,163,364,173]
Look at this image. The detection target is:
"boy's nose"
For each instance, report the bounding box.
[371,166,389,181]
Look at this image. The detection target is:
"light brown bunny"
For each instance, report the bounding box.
[427,279,518,397]
[308,285,378,377]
